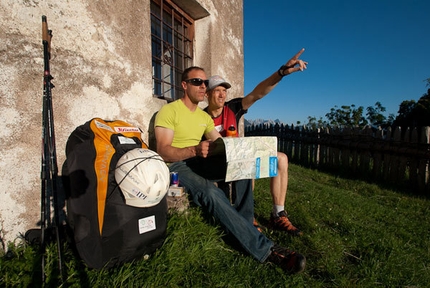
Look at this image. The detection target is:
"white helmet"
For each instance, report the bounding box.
[115,148,170,208]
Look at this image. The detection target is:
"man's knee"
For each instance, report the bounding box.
[277,152,289,170]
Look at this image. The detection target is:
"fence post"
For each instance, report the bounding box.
[300,125,309,166]
[319,127,329,168]
[359,126,373,176]
[286,124,294,159]
[398,127,410,183]
[419,126,430,195]
[315,127,321,166]
[341,127,351,170]
[350,127,360,173]
[389,127,402,184]
[372,127,384,180]
[292,125,300,163]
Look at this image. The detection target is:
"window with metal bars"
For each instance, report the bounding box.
[151,0,194,101]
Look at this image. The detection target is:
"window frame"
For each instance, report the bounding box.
[151,0,195,101]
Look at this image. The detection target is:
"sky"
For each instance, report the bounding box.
[243,0,430,125]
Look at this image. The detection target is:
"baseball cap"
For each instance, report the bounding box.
[207,75,231,91]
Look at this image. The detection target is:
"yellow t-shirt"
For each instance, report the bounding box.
[155,99,215,148]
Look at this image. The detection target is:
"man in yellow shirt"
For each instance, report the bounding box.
[154,66,305,274]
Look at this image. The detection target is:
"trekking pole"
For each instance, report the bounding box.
[41,15,64,283]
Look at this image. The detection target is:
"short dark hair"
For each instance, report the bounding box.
[182,66,205,81]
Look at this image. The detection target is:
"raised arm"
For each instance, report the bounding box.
[241,48,308,110]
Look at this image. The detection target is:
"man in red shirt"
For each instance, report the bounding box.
[205,48,308,236]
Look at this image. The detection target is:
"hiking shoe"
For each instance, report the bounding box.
[267,244,306,274]
[269,211,303,236]
[253,218,263,233]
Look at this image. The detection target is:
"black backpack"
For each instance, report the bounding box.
[62,118,167,269]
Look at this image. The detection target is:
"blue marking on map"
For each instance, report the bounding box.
[255,157,261,179]
[269,156,278,177]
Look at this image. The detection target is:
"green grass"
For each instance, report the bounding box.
[1,164,430,287]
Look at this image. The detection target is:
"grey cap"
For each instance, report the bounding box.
[207,75,231,91]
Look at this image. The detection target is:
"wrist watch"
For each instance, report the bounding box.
[278,65,288,77]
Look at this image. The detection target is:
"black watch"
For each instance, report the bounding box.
[278,65,288,77]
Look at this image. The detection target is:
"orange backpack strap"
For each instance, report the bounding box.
[89,118,148,234]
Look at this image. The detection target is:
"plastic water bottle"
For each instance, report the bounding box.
[226,125,237,137]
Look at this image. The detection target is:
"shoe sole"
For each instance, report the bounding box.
[291,254,306,274]
[269,223,303,236]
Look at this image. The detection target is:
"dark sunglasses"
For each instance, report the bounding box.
[184,78,209,87]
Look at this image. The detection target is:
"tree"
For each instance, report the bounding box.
[393,87,430,127]
[366,101,393,128]
[306,102,394,129]
[366,101,386,127]
[325,104,367,128]
[304,78,430,129]
[413,88,430,126]
[306,116,327,129]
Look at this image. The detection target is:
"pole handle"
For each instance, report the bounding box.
[42,15,52,58]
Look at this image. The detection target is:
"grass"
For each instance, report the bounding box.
[1,163,430,287]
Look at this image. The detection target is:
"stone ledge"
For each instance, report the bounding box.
[166,194,189,213]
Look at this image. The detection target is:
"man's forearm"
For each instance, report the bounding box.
[157,145,197,163]
[247,48,307,104]
[252,71,283,99]
[242,72,282,110]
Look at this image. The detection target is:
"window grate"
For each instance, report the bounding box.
[151,0,194,101]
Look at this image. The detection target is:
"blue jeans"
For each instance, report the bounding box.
[169,160,273,262]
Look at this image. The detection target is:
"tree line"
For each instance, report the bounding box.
[304,78,430,130]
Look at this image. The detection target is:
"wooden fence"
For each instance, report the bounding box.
[245,124,430,196]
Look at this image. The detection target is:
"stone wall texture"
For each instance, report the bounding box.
[0,0,244,246]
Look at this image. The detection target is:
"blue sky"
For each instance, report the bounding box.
[243,0,430,125]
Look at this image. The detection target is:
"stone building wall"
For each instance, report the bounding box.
[0,0,244,246]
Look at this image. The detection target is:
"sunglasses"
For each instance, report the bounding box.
[184,78,209,87]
